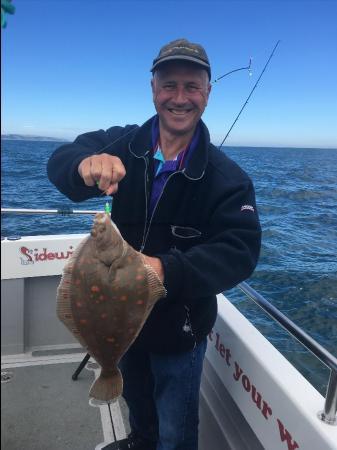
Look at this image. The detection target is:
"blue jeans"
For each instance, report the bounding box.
[119,339,207,450]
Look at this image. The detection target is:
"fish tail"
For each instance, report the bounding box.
[89,368,123,402]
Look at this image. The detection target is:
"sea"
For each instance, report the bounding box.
[1,139,337,396]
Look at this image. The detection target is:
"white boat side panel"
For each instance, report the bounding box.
[1,234,87,280]
[207,295,337,450]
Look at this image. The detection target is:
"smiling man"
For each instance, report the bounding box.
[151,60,211,149]
[47,38,261,450]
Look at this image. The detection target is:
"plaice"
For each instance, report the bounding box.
[56,212,166,402]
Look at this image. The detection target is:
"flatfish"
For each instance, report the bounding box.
[56,213,166,402]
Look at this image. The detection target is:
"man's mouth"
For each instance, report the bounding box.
[168,108,192,116]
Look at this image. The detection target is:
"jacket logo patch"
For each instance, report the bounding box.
[241,204,255,212]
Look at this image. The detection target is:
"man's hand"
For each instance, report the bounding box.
[78,153,126,195]
[143,255,164,283]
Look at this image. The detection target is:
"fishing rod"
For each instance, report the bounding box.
[2,45,278,219]
[211,58,252,85]
[218,40,280,149]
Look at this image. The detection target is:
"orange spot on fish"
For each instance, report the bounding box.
[79,319,87,325]
[120,295,128,302]
[136,300,144,305]
[101,313,108,319]
[106,337,115,343]
[91,285,100,293]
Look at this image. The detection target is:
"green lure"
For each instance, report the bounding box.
[104,201,112,214]
[96,183,112,214]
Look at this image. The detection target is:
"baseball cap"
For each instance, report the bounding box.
[151,38,211,79]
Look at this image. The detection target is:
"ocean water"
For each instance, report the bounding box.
[1,139,337,395]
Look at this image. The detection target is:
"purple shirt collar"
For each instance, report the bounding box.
[148,116,200,217]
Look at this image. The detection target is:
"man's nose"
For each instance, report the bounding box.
[172,86,187,104]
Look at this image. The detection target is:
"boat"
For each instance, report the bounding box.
[1,220,336,450]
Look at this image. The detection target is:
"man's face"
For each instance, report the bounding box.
[151,62,211,137]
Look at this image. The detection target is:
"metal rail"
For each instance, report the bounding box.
[238,281,337,425]
[1,208,103,215]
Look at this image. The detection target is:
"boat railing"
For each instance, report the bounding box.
[237,281,337,426]
[1,207,102,216]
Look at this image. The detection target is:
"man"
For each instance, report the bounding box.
[47,38,261,450]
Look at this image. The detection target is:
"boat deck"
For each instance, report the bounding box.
[1,352,130,450]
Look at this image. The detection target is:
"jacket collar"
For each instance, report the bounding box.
[129,115,210,180]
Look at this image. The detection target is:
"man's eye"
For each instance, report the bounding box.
[163,84,175,90]
[186,85,199,92]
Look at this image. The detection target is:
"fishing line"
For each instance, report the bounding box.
[108,402,118,444]
[3,46,278,216]
[218,40,280,150]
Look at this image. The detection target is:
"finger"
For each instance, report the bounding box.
[105,182,119,196]
[108,157,126,184]
[79,158,96,186]
[99,155,126,190]
[90,155,104,183]
[99,161,114,191]
[102,154,125,183]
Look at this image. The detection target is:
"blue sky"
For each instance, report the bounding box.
[1,0,337,148]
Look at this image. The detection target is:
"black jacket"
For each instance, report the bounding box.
[47,116,261,354]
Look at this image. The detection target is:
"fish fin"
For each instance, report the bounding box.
[56,271,87,348]
[56,236,90,349]
[89,368,123,402]
[144,264,167,304]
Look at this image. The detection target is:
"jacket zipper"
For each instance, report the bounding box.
[140,154,150,252]
[128,142,205,253]
[128,143,150,253]
[140,170,181,252]
[139,168,205,253]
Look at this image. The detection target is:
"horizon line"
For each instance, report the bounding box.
[1,133,337,150]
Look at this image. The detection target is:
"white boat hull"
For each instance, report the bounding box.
[2,235,336,449]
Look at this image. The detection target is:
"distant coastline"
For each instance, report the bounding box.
[1,134,336,150]
[1,134,69,142]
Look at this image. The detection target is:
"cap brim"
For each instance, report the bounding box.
[151,55,210,74]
